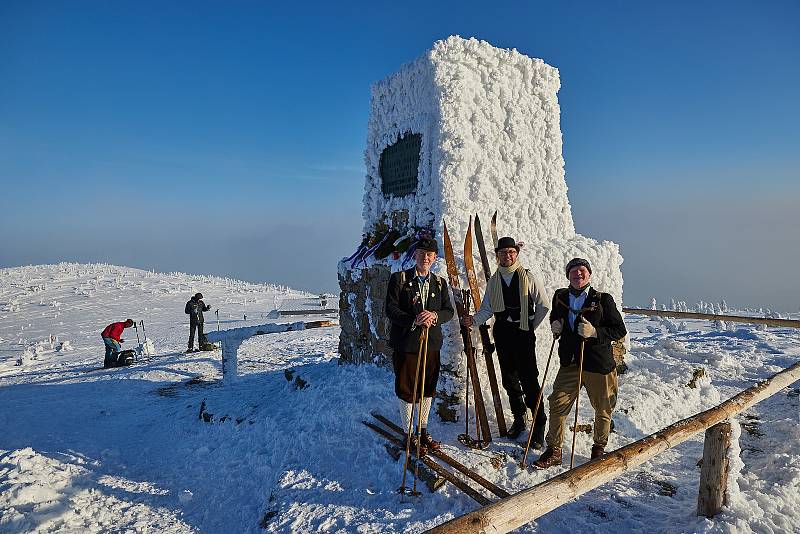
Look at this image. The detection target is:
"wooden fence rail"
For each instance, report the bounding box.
[426,360,800,534]
[623,308,800,328]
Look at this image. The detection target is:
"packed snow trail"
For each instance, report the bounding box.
[1,264,798,533]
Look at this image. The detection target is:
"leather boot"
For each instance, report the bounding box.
[591,445,605,459]
[406,433,428,457]
[420,429,441,452]
[532,446,562,469]
[530,425,546,451]
[507,412,528,439]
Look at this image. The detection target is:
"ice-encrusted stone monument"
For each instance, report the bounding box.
[338,36,623,419]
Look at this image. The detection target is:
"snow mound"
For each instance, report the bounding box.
[0,447,190,533]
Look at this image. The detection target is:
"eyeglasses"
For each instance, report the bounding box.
[497,249,518,256]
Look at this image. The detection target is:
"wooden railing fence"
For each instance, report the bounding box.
[622,308,800,328]
[426,361,800,533]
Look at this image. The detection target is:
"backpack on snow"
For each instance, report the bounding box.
[104,349,135,368]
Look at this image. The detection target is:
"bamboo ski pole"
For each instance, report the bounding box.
[473,348,481,445]
[474,354,481,445]
[133,322,141,362]
[570,339,586,470]
[520,336,557,468]
[468,289,480,446]
[465,350,470,438]
[400,329,426,497]
[413,327,430,495]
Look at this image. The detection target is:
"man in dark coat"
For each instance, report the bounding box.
[385,237,454,453]
[185,292,211,352]
[534,258,627,469]
[462,237,551,443]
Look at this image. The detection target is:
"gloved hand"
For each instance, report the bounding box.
[550,319,563,337]
[119,339,124,343]
[577,317,597,338]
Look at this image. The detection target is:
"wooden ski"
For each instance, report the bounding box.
[362,420,490,504]
[472,214,508,437]
[442,221,492,444]
[464,217,481,312]
[474,214,493,281]
[363,420,446,493]
[371,411,510,499]
[490,210,499,250]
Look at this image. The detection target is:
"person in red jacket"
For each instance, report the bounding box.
[101,319,134,367]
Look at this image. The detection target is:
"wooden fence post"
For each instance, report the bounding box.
[697,420,732,518]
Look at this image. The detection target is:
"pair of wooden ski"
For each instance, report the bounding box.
[442,212,507,445]
[363,412,511,504]
[472,213,508,438]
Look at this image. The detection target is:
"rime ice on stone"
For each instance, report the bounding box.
[338,36,623,411]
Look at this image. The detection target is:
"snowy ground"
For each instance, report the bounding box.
[1,263,798,533]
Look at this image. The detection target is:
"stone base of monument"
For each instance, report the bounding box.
[337,264,393,367]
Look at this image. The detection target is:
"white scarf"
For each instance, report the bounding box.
[487,260,530,331]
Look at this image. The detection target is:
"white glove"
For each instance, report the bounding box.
[550,319,563,336]
[577,317,597,338]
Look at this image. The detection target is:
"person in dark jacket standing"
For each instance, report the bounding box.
[534,258,627,469]
[185,292,211,352]
[101,319,134,367]
[385,237,454,454]
[462,237,551,443]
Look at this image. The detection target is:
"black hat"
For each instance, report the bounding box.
[565,258,592,277]
[416,237,438,254]
[495,237,520,252]
[194,292,204,300]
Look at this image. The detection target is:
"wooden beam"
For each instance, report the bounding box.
[623,308,800,329]
[697,421,732,517]
[426,360,800,534]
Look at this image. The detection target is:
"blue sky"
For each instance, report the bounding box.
[1,1,798,311]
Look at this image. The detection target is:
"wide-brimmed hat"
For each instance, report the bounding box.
[495,237,520,252]
[416,237,439,254]
[194,292,204,299]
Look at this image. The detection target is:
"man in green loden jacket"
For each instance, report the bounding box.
[385,237,455,454]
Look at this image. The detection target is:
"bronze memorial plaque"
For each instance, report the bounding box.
[380,133,421,198]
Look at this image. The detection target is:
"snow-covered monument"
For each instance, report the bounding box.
[338,36,623,418]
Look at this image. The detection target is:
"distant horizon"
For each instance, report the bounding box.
[1,258,796,315]
[2,1,798,313]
